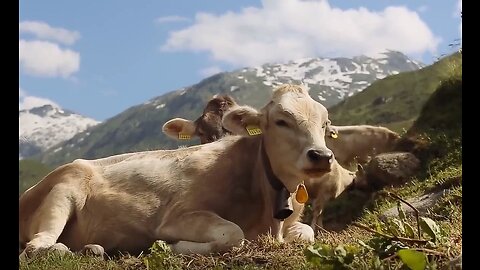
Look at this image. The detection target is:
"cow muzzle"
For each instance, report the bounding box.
[303,148,333,176]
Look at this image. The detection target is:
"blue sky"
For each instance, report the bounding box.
[19,0,462,122]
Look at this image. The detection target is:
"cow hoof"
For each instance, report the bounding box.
[81,244,105,258]
[19,243,71,260]
[49,243,72,256]
[284,222,315,243]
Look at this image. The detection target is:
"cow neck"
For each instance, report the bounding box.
[260,139,294,221]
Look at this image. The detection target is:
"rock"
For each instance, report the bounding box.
[366,152,420,188]
[382,190,446,217]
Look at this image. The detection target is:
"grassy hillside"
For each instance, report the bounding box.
[329,52,462,133]
[20,53,462,269]
[19,159,52,195]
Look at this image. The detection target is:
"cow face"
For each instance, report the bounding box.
[162,95,237,143]
[222,84,334,192]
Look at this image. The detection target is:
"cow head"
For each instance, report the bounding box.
[345,164,368,192]
[163,95,238,144]
[222,84,334,192]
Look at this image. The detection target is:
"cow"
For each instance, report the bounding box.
[163,102,376,233]
[306,163,366,232]
[19,84,333,260]
[325,125,401,168]
[163,103,370,233]
[163,95,237,144]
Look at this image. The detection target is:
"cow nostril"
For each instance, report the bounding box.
[307,150,322,161]
[307,150,333,163]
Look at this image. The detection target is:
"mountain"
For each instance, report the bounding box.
[33,50,423,167]
[19,104,100,159]
[248,50,423,108]
[329,52,462,132]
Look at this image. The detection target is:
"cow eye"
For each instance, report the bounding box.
[275,120,289,127]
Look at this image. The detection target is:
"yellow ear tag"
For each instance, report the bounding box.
[246,125,262,136]
[178,133,191,140]
[295,183,309,204]
[330,132,338,139]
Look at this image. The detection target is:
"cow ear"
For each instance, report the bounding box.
[222,105,261,136]
[162,118,196,140]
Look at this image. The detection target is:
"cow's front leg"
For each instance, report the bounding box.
[20,184,76,260]
[281,194,314,243]
[283,221,314,243]
[155,211,244,255]
[310,198,327,234]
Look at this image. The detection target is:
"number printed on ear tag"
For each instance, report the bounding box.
[246,125,262,136]
[178,133,191,140]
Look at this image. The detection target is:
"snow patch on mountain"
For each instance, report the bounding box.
[19,104,100,159]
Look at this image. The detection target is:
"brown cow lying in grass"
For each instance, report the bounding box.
[325,125,401,168]
[20,84,332,260]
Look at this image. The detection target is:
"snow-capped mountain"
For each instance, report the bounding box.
[19,104,100,159]
[230,50,424,107]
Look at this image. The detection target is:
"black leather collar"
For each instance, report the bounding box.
[260,140,294,220]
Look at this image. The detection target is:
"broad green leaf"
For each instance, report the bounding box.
[397,249,427,270]
[304,245,323,265]
[305,245,322,258]
[419,217,441,242]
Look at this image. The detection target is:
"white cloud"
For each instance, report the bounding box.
[19,88,59,111]
[19,39,80,78]
[161,0,440,67]
[19,21,80,45]
[199,66,223,77]
[155,15,190,24]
